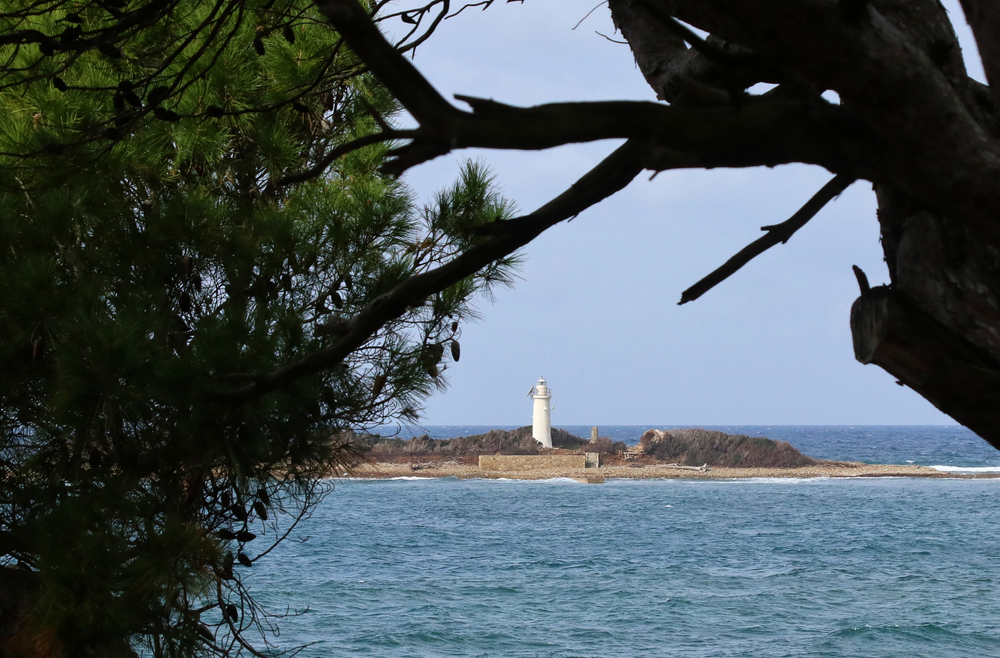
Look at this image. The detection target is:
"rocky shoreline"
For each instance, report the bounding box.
[344,427,1000,481]
[345,460,1000,481]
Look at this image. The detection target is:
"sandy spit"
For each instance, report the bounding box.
[343,461,1000,481]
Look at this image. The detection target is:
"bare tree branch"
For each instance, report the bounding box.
[317,0,460,128]
[275,129,417,188]
[313,0,860,178]
[663,0,1000,248]
[679,174,855,304]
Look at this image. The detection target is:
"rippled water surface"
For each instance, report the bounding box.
[254,473,1000,657]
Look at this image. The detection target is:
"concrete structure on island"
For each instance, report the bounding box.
[529,377,552,448]
[479,453,602,473]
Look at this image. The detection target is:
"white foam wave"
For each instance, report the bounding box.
[321,475,443,482]
[928,465,1000,473]
[722,477,834,484]
[479,477,585,484]
[531,477,588,484]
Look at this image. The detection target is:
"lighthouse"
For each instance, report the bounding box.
[530,377,552,448]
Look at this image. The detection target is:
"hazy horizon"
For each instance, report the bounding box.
[382,421,964,430]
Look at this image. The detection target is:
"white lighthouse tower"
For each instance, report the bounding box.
[530,377,553,448]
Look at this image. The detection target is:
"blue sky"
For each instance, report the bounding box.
[389,0,980,426]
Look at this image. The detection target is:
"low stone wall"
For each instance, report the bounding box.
[479,454,597,472]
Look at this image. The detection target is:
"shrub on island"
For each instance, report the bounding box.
[639,429,819,468]
[353,426,589,458]
[354,427,816,468]
[585,436,629,455]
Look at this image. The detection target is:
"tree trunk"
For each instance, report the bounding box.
[851,285,1000,448]
[852,184,1000,447]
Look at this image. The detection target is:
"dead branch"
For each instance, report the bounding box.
[679,174,855,304]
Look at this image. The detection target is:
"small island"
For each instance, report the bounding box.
[344,427,999,481]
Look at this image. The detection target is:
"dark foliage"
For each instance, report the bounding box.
[584,436,627,454]
[0,0,519,654]
[639,429,820,468]
[357,426,587,457]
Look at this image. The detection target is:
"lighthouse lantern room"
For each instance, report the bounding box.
[530,377,553,448]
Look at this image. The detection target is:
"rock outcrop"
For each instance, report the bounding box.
[638,428,820,468]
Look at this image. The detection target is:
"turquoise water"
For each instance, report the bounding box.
[248,427,1000,657]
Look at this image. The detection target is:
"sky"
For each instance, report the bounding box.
[383,0,983,427]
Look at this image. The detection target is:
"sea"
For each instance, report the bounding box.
[250,426,1000,657]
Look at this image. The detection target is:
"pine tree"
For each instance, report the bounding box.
[0,0,516,655]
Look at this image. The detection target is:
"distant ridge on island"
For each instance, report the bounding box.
[344,427,1000,480]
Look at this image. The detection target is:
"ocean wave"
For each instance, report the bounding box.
[828,621,970,641]
[928,465,1000,473]
[332,475,470,482]
[721,477,834,484]
[470,477,585,484]
[523,477,588,485]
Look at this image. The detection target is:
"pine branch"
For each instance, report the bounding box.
[205,139,650,403]
[275,129,416,188]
